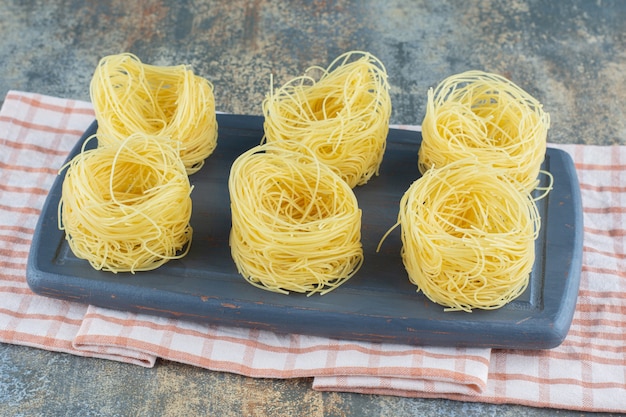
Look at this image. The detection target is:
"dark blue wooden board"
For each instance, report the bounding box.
[26,114,583,349]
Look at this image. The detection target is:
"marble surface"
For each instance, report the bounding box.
[1,0,625,416]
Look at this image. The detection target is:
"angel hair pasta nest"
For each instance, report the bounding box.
[59,133,193,273]
[419,70,550,194]
[395,159,540,312]
[263,51,392,188]
[228,142,364,295]
[90,53,218,175]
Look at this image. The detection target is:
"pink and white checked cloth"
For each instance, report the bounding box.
[1,90,624,412]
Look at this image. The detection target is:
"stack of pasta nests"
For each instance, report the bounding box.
[229,51,392,295]
[394,70,551,312]
[59,53,218,273]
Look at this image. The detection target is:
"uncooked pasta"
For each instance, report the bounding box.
[263,51,392,188]
[419,70,550,193]
[379,159,541,312]
[59,133,193,273]
[90,53,218,175]
[229,142,363,295]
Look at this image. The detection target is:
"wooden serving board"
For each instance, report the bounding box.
[27,114,583,349]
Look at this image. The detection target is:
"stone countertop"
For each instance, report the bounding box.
[1,1,625,416]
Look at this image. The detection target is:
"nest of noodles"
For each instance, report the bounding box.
[228,142,363,295]
[419,70,550,194]
[397,159,540,312]
[263,51,392,188]
[59,133,193,273]
[90,53,218,175]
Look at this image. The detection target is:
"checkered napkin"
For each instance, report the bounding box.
[1,91,624,413]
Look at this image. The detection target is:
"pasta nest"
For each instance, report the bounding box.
[228,142,364,295]
[263,51,392,188]
[90,53,218,175]
[59,134,193,273]
[419,70,550,194]
[397,159,540,312]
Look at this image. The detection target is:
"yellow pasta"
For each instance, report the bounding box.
[263,51,392,188]
[419,70,550,193]
[59,133,193,273]
[229,142,363,295]
[90,53,218,175]
[381,159,540,312]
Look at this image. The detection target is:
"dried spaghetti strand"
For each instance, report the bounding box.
[90,53,218,175]
[263,51,392,188]
[420,70,550,194]
[389,159,540,312]
[228,142,363,295]
[59,133,193,273]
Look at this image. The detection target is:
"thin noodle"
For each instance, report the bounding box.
[419,70,550,193]
[58,133,193,273]
[90,53,218,175]
[382,159,541,312]
[229,142,363,295]
[263,51,392,188]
